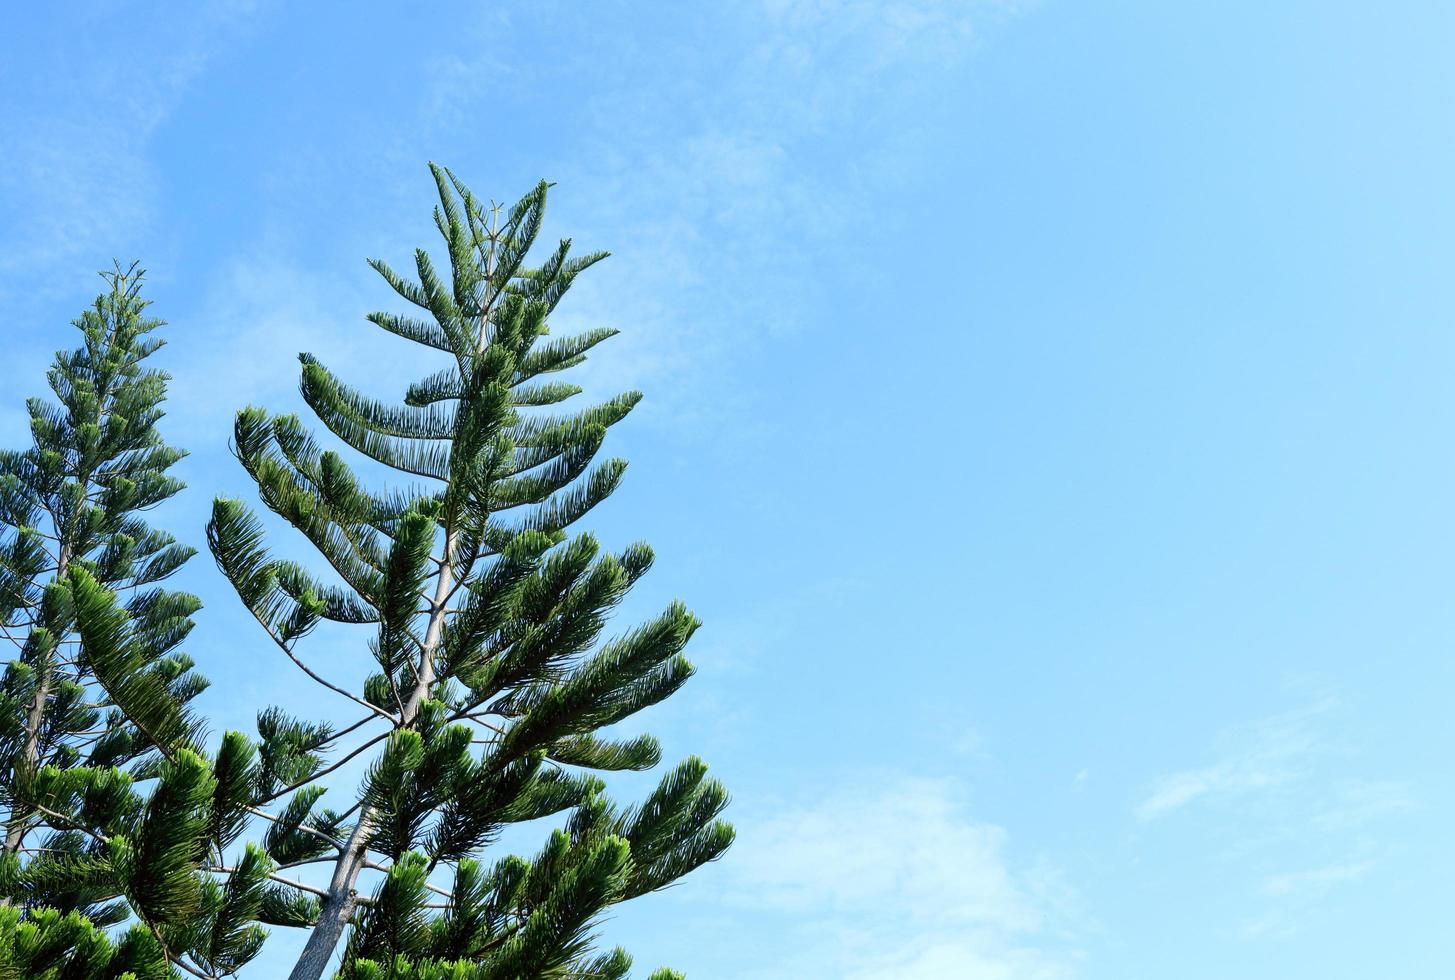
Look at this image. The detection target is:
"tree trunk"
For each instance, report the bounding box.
[286,542,455,980]
[286,811,371,980]
[2,540,72,859]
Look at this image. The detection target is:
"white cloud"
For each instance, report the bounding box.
[1311,779,1413,832]
[842,940,1072,980]
[411,1,1028,432]
[757,0,985,75]
[1135,697,1335,822]
[721,777,1080,979]
[1134,695,1412,943]
[734,778,1034,924]
[1136,757,1285,821]
[1240,859,1376,940]
[0,4,257,300]
[1262,861,1372,898]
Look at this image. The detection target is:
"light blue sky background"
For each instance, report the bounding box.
[4,2,1452,977]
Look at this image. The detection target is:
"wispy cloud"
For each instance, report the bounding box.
[1135,694,1412,942]
[412,1,1027,431]
[1240,859,1376,940]
[0,7,255,444]
[757,0,989,79]
[1311,779,1413,832]
[0,4,258,301]
[164,252,440,447]
[1261,860,1373,898]
[1135,697,1336,822]
[717,777,1082,979]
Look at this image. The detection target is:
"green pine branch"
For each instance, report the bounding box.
[205,166,733,980]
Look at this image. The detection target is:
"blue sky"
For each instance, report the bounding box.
[4,2,1453,977]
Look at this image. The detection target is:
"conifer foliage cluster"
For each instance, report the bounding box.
[1,266,211,977]
[0,169,733,979]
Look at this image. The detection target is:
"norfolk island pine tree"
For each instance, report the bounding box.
[0,266,229,976]
[199,165,734,979]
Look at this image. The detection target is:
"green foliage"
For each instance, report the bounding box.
[112,748,214,926]
[0,904,171,979]
[0,267,208,822]
[189,844,272,975]
[67,566,202,759]
[4,172,734,978]
[204,167,733,978]
[0,268,279,978]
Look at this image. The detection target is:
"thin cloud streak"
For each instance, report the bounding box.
[1136,697,1336,822]
[1133,694,1413,945]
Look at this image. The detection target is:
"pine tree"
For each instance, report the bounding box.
[0,267,197,959]
[205,167,734,980]
[0,265,207,861]
[0,266,231,973]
